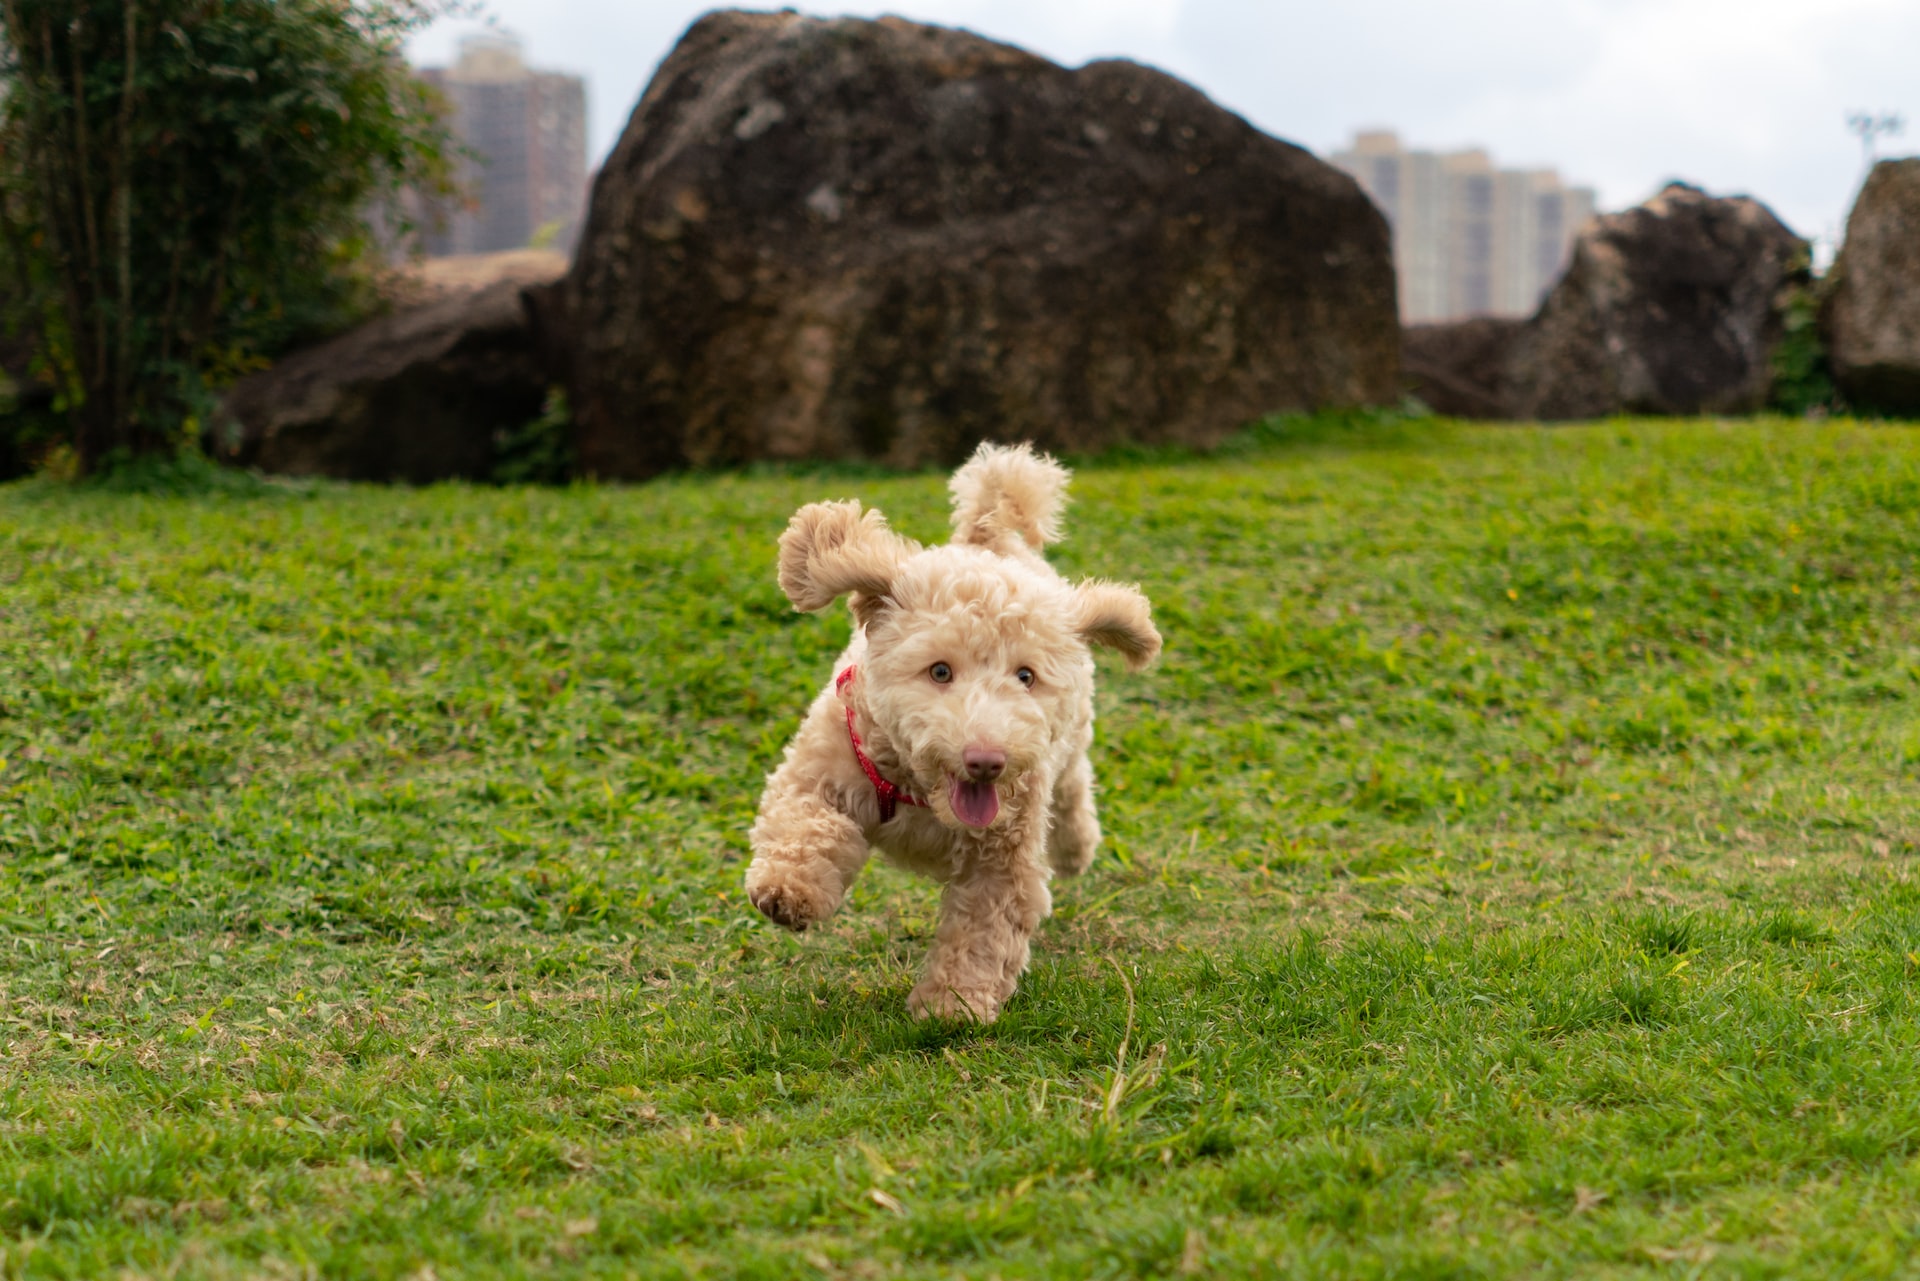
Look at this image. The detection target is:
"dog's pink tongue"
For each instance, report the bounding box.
[950,778,1000,828]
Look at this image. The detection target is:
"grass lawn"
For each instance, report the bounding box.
[6,414,1920,1278]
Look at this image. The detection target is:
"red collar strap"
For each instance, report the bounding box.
[836,666,928,822]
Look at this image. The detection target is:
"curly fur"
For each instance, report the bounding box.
[747,442,1161,1022]
[948,441,1070,554]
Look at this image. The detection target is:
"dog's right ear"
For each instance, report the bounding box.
[1071,580,1163,671]
[777,500,915,615]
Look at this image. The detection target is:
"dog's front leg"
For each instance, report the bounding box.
[1047,750,1102,878]
[908,854,1051,1023]
[746,788,871,932]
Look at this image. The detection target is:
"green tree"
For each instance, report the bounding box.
[0,0,453,475]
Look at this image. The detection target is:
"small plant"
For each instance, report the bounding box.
[1769,272,1837,416]
[1631,910,1697,957]
[71,448,280,496]
[491,386,574,485]
[1759,908,1830,947]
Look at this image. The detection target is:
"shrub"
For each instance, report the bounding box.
[0,0,453,475]
[1769,262,1837,417]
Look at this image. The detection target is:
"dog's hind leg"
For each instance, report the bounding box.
[746,794,870,932]
[1047,751,1101,878]
[908,859,1051,1023]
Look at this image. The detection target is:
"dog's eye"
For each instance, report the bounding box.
[1016,666,1035,688]
[930,662,953,684]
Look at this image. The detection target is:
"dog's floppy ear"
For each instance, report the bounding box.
[778,500,915,614]
[1072,581,1162,671]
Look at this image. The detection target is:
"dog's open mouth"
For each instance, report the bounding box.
[948,777,1000,828]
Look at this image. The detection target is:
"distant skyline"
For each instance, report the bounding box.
[409,0,1917,253]
[1331,132,1598,323]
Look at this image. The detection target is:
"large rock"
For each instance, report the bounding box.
[216,250,566,482]
[552,10,1398,478]
[1505,183,1807,419]
[1401,184,1808,420]
[1824,158,1920,415]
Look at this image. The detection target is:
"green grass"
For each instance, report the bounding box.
[5,414,1920,1278]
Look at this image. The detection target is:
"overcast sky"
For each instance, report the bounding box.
[410,0,1918,251]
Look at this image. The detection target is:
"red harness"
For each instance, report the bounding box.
[836,666,928,822]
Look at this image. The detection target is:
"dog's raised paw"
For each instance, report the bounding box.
[1049,840,1097,879]
[747,881,831,932]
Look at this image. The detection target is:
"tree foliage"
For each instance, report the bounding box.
[0,0,453,475]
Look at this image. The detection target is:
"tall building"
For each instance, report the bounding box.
[418,35,588,257]
[1330,131,1597,324]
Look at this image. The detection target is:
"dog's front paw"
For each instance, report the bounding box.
[1049,838,1097,878]
[746,874,836,932]
[907,982,1002,1024]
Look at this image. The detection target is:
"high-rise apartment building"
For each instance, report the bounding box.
[418,35,588,257]
[1330,131,1597,324]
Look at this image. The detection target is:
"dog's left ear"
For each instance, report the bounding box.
[1071,581,1162,671]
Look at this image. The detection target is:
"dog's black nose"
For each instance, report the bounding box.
[963,748,1006,783]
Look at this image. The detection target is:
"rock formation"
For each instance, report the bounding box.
[1824,158,1920,416]
[1405,183,1808,421]
[1508,184,1807,419]
[216,250,565,482]
[551,10,1398,478]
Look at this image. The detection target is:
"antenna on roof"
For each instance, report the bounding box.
[1845,110,1906,172]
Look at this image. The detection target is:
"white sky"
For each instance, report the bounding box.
[410,0,1919,251]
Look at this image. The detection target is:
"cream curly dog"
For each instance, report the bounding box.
[746,443,1161,1022]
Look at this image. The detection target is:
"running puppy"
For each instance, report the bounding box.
[746,442,1161,1022]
